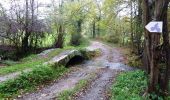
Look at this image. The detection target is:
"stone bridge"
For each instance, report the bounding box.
[44,48,100,67]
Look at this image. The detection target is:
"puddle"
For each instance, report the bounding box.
[77,60,133,71]
[107,62,134,71]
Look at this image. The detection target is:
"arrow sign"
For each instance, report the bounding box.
[145,21,163,33]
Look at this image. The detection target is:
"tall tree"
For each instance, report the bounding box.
[55,0,65,48]
[142,0,170,96]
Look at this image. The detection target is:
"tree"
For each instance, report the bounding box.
[142,0,170,96]
[55,0,65,48]
[0,0,48,54]
[66,0,90,46]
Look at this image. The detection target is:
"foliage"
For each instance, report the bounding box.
[57,79,88,100]
[127,54,142,67]
[0,0,48,52]
[118,45,142,68]
[0,65,68,98]
[111,70,147,100]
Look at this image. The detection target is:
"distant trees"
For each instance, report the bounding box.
[68,1,84,46]
[0,0,49,54]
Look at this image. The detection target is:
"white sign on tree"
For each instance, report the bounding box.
[145,21,163,33]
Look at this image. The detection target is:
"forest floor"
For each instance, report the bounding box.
[17,41,134,100]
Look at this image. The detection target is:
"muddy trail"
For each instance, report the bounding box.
[18,41,134,100]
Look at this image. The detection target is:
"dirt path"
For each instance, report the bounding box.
[73,41,133,100]
[74,68,118,100]
[18,41,133,100]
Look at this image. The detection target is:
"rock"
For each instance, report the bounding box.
[18,95,22,98]
[38,48,56,56]
[41,94,47,97]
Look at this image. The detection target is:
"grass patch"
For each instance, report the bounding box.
[110,70,147,100]
[0,65,68,98]
[57,79,88,100]
[0,41,90,76]
[0,60,19,66]
[0,60,44,76]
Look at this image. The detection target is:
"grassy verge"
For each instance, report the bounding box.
[57,79,88,100]
[0,65,68,98]
[110,70,147,100]
[0,42,89,76]
[0,60,44,76]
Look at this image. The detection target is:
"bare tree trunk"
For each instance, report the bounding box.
[55,0,65,48]
[142,0,151,74]
[97,17,100,37]
[70,19,82,46]
[22,0,30,52]
[160,1,170,95]
[55,25,64,48]
[92,20,96,38]
[130,0,134,47]
[148,34,160,93]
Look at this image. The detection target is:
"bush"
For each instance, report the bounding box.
[70,33,82,46]
[0,65,67,98]
[104,34,121,44]
[111,70,147,100]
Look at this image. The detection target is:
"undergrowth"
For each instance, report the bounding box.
[111,70,147,100]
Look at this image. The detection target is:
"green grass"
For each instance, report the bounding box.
[110,70,147,100]
[0,60,44,76]
[0,60,19,66]
[57,79,88,100]
[0,65,68,98]
[0,45,86,76]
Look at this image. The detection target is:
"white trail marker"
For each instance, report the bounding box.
[145,21,163,33]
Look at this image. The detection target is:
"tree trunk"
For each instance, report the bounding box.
[142,0,170,96]
[148,34,160,93]
[22,0,30,53]
[160,1,170,95]
[92,20,96,38]
[22,35,29,52]
[97,17,100,37]
[130,0,134,47]
[55,25,64,48]
[142,0,151,74]
[70,20,82,46]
